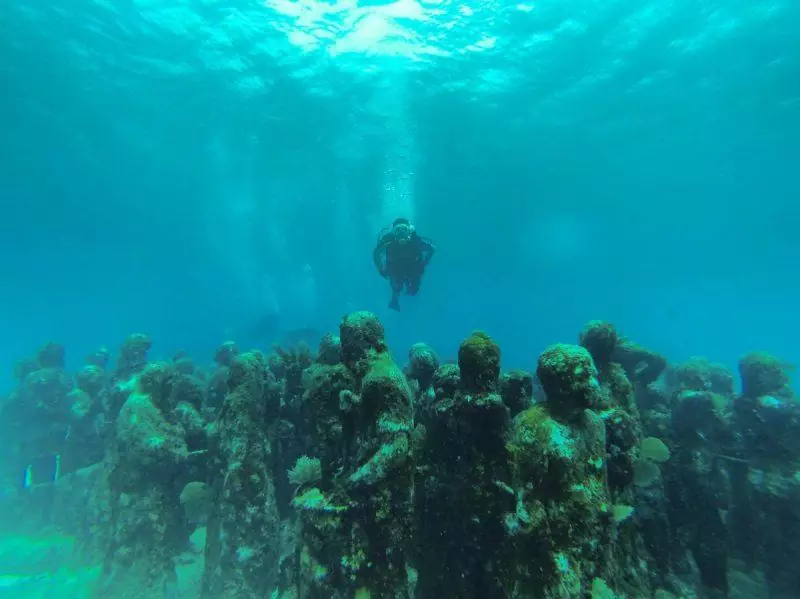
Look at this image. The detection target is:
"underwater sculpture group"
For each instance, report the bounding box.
[0,312,798,598]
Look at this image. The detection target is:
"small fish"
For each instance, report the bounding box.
[22,453,61,488]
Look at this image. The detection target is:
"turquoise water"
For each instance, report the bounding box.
[0,0,798,595]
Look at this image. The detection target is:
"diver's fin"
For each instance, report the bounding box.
[389,296,400,311]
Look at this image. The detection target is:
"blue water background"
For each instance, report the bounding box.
[0,0,798,393]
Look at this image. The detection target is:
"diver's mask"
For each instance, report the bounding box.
[393,223,415,245]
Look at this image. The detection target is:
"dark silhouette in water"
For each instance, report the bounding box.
[247,313,320,351]
[279,327,321,349]
[373,218,435,311]
[250,311,281,340]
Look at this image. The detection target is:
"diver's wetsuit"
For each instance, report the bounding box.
[374,225,435,311]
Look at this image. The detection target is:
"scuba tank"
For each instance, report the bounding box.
[376,227,391,246]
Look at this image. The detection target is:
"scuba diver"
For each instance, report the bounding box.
[373,218,436,311]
